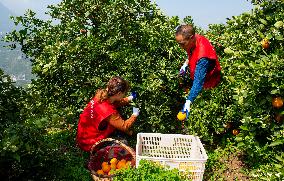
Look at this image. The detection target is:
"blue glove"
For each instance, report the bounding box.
[179,62,188,76]
[128,91,137,101]
[182,100,191,119]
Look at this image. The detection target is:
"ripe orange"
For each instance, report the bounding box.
[116,159,127,169]
[80,29,87,34]
[102,164,111,173]
[177,111,186,121]
[97,169,104,175]
[232,129,239,136]
[261,38,270,49]
[272,97,283,109]
[110,158,118,165]
[101,161,108,167]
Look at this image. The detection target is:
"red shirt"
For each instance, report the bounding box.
[187,34,221,89]
[76,97,117,152]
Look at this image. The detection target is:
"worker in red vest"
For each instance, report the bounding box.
[175,24,221,118]
[76,76,139,152]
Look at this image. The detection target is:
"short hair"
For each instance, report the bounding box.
[175,24,195,40]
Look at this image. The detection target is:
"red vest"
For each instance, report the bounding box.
[187,34,221,89]
[76,97,117,152]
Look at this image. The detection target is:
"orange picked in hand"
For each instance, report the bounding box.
[177,111,186,121]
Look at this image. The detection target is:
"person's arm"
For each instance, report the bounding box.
[113,97,130,107]
[113,92,137,107]
[187,58,210,102]
[107,113,137,135]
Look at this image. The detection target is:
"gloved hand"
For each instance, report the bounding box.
[128,91,137,101]
[179,62,188,76]
[132,107,140,116]
[182,100,191,119]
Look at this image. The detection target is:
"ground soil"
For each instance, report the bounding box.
[220,152,250,181]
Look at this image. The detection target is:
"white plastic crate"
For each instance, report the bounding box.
[136,133,208,181]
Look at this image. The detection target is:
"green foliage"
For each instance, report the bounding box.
[0,69,24,126]
[2,0,190,179]
[5,0,186,134]
[192,0,284,172]
[249,152,284,180]
[113,159,183,181]
[2,0,284,179]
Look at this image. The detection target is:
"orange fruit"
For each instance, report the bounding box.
[101,161,108,167]
[97,169,104,175]
[261,38,270,49]
[272,97,283,109]
[232,129,239,136]
[117,159,127,169]
[110,158,118,165]
[110,163,117,170]
[119,159,126,163]
[80,29,87,34]
[102,164,111,173]
[177,111,186,121]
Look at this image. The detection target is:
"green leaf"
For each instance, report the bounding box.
[259,18,267,25]
[224,48,234,54]
[274,21,284,28]
[228,76,235,83]
[275,155,284,162]
[266,33,273,39]
[12,154,21,162]
[269,140,284,147]
[271,89,280,95]
[275,35,283,40]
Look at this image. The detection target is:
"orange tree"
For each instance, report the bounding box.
[194,0,283,178]
[6,0,187,133]
[4,0,284,179]
[3,0,193,179]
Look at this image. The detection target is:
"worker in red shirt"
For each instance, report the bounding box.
[76,76,139,152]
[175,24,221,118]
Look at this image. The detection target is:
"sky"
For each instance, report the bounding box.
[0,0,254,29]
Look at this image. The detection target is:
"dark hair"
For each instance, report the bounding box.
[95,76,130,102]
[175,24,195,40]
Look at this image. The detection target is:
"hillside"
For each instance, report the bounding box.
[0,2,33,86]
[0,2,16,33]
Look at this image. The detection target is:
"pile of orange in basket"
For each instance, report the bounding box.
[96,158,132,175]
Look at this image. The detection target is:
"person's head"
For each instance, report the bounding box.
[175,24,196,51]
[96,76,130,102]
